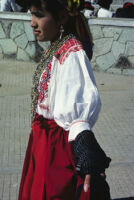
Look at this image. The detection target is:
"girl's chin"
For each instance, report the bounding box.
[36,36,44,41]
[37,36,49,42]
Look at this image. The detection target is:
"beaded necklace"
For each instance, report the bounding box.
[31,34,75,121]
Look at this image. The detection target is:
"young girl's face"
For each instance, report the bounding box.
[30,6,60,42]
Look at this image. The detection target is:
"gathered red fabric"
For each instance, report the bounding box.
[18,114,90,200]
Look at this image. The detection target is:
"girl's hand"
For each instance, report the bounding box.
[72,130,111,193]
[84,173,105,192]
[84,174,91,192]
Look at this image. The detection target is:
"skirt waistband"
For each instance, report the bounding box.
[33,113,59,129]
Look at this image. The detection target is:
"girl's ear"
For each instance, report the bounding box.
[58,9,69,26]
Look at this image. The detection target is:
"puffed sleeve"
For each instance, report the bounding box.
[53,49,101,141]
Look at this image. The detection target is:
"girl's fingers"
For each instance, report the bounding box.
[84,174,91,192]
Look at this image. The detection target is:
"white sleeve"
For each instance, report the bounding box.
[53,50,101,141]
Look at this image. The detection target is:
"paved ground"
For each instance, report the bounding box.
[0,60,134,200]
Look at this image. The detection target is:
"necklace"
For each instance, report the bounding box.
[31,34,75,121]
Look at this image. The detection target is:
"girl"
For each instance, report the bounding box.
[18,0,111,199]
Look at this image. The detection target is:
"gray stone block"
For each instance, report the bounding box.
[91,56,96,64]
[15,33,28,49]
[107,67,122,75]
[24,22,35,42]
[38,41,50,50]
[112,0,123,4]
[90,26,103,40]
[17,48,31,61]
[123,69,134,76]
[10,22,24,39]
[0,23,6,39]
[125,41,134,56]
[112,41,125,60]
[25,42,36,58]
[1,21,12,38]
[0,39,17,55]
[0,53,4,60]
[103,27,122,39]
[96,51,115,71]
[128,56,134,64]
[93,38,113,57]
[0,46,2,53]
[119,29,134,44]
[113,33,120,41]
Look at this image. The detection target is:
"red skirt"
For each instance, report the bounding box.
[18,114,90,200]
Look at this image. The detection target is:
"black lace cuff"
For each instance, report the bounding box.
[73,130,111,175]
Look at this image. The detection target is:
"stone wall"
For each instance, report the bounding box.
[89,18,134,75]
[0,12,134,75]
[0,12,49,62]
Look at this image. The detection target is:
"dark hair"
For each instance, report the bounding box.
[98,0,113,9]
[19,0,84,18]
[84,1,94,11]
[115,5,134,18]
[28,0,65,19]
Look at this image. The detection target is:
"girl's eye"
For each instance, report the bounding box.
[31,12,45,18]
[35,13,45,18]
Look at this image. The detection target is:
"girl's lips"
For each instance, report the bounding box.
[34,30,40,35]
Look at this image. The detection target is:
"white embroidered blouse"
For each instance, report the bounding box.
[36,37,101,141]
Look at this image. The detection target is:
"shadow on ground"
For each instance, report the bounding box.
[113,198,134,200]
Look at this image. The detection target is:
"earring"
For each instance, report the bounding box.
[60,25,64,39]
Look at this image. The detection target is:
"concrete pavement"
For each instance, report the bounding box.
[0,60,134,200]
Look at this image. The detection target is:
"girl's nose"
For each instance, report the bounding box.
[30,18,37,28]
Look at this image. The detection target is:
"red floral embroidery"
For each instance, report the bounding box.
[39,104,49,111]
[41,71,47,79]
[47,62,52,71]
[55,38,83,64]
[38,60,52,104]
[38,37,83,106]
